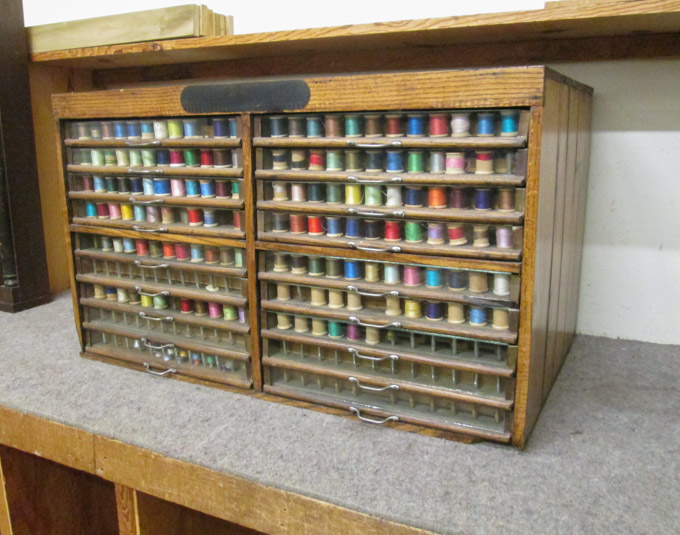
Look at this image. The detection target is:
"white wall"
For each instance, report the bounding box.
[22,1,680,345]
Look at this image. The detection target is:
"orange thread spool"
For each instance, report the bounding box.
[428,186,447,209]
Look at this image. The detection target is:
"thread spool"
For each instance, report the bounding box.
[211,117,228,138]
[445,152,467,174]
[288,116,305,138]
[364,326,380,345]
[407,150,424,173]
[270,254,288,274]
[328,289,345,309]
[500,110,520,137]
[425,268,443,289]
[196,149,214,168]
[306,116,323,138]
[469,306,488,326]
[231,181,241,200]
[346,324,361,341]
[493,150,510,174]
[425,301,444,321]
[76,122,90,140]
[326,150,343,171]
[150,178,169,197]
[269,115,287,137]
[96,203,110,219]
[167,119,183,139]
[141,178,154,196]
[497,188,516,211]
[199,179,215,198]
[365,150,383,172]
[328,321,344,339]
[476,112,496,137]
[345,218,362,239]
[308,150,324,171]
[183,178,199,197]
[493,273,511,296]
[271,149,289,171]
[118,177,131,194]
[233,249,243,267]
[450,112,471,137]
[429,151,445,173]
[181,118,199,138]
[385,114,403,137]
[213,149,232,168]
[132,205,146,221]
[105,176,118,193]
[308,183,324,203]
[404,221,423,243]
[92,284,107,300]
[271,213,290,233]
[326,184,343,204]
[178,298,193,314]
[401,265,422,288]
[123,238,136,254]
[160,242,175,259]
[115,288,130,304]
[149,240,164,257]
[290,255,307,274]
[115,149,129,166]
[222,306,237,321]
[190,244,205,263]
[308,257,325,276]
[212,180,229,199]
[364,185,382,206]
[473,225,490,248]
[428,186,447,209]
[134,240,149,257]
[206,302,223,319]
[151,294,168,310]
[236,307,246,323]
[187,208,203,227]
[326,258,342,278]
[93,176,106,192]
[404,186,422,208]
[445,223,466,246]
[469,272,490,293]
[311,319,328,336]
[310,287,327,306]
[113,121,126,139]
[385,186,402,207]
[448,270,468,291]
[102,149,115,166]
[474,188,493,210]
[203,209,218,228]
[138,149,155,167]
[151,120,167,139]
[384,295,402,316]
[294,316,310,333]
[386,150,403,172]
[447,303,465,324]
[154,149,169,167]
[345,184,362,205]
[496,226,514,249]
[344,114,361,137]
[364,220,382,240]
[81,175,94,192]
[427,223,446,245]
[384,221,401,242]
[344,260,361,280]
[100,237,113,251]
[326,217,343,237]
[364,262,380,282]
[105,287,119,301]
[475,151,494,175]
[407,114,425,137]
[111,238,124,253]
[346,292,363,311]
[173,243,189,261]
[169,150,184,167]
[344,150,363,171]
[288,183,306,202]
[276,313,292,330]
[383,264,401,284]
[108,203,122,220]
[492,308,510,330]
[100,121,114,140]
[364,114,382,137]
[448,187,466,210]
[426,113,448,137]
[404,299,422,318]
[324,115,343,137]
[308,216,324,236]
[90,149,105,166]
[285,151,305,172]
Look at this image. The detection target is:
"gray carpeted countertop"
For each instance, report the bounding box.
[0,292,678,534]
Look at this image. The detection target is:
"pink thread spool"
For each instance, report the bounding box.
[108,203,122,220]
[208,302,224,319]
[403,266,422,286]
[170,178,186,197]
[445,152,467,175]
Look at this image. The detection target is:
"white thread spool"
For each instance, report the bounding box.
[385,185,403,206]
[272,181,289,201]
[493,273,511,296]
[450,113,471,137]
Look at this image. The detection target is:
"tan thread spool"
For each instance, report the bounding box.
[365,327,380,345]
[364,262,380,282]
[291,149,307,170]
[468,272,489,293]
[493,152,510,174]
[276,283,291,301]
[272,181,289,201]
[328,289,345,309]
[310,287,327,306]
[474,151,494,175]
[492,308,510,330]
[346,293,363,311]
[272,149,289,170]
[385,295,402,316]
[273,253,289,272]
[93,284,106,299]
[497,188,515,212]
[447,302,465,324]
[404,299,422,319]
[473,225,490,248]
[312,318,328,336]
[276,313,292,330]
[294,316,309,333]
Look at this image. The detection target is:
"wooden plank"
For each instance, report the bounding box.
[94,436,435,535]
[0,406,94,473]
[0,452,13,535]
[115,485,141,535]
[30,1,680,67]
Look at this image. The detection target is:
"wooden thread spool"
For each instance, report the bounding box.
[492,308,510,330]
[290,149,307,170]
[468,272,489,293]
[289,214,307,234]
[272,149,289,170]
[294,316,310,333]
[326,259,343,279]
[312,319,328,336]
[276,313,292,330]
[93,284,106,299]
[346,293,363,311]
[310,287,327,306]
[308,150,324,170]
[324,115,343,137]
[273,253,289,272]
[493,273,511,296]
[446,303,465,324]
[497,188,515,211]
[404,299,422,319]
[494,151,510,174]
[290,255,307,274]
[364,262,380,282]
[365,327,380,346]
[474,151,494,175]
[472,225,490,248]
[328,289,345,309]
[364,114,382,137]
[272,181,289,201]
[276,283,291,301]
[385,295,402,316]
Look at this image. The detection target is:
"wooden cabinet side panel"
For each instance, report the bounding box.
[0,452,13,535]
[115,485,141,535]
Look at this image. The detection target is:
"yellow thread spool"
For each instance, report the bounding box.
[120,204,134,220]
[310,287,327,306]
[365,327,380,345]
[346,293,363,311]
[276,283,291,301]
[294,316,309,333]
[492,308,510,330]
[364,262,380,282]
[472,225,490,248]
[93,284,106,299]
[404,299,422,319]
[276,313,292,330]
[345,184,362,205]
[468,272,489,293]
[312,318,327,336]
[328,289,345,309]
[385,295,402,316]
[447,303,465,324]
[140,294,153,308]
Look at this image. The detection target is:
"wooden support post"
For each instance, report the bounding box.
[115,485,141,535]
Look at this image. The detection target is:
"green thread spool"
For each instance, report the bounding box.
[153,295,168,310]
[326,258,342,278]
[364,185,382,206]
[326,184,343,204]
[149,241,163,257]
[224,305,237,320]
[167,119,183,139]
[345,150,363,171]
[326,150,343,171]
[234,249,243,267]
[309,257,325,276]
[104,150,116,166]
[141,149,156,167]
[328,321,344,339]
[115,149,129,166]
[407,150,424,173]
[231,181,240,199]
[205,355,216,368]
[184,149,200,167]
[405,221,424,243]
[91,149,105,166]
[129,149,143,167]
[345,114,361,137]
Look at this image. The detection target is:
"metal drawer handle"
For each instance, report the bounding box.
[349,406,399,425]
[349,376,399,392]
[132,226,168,233]
[347,242,401,253]
[134,286,170,298]
[134,261,169,269]
[348,348,398,362]
[346,140,402,149]
[347,208,405,219]
[127,168,163,175]
[346,285,399,298]
[143,362,177,376]
[349,316,401,329]
[125,140,160,147]
[129,197,163,205]
[347,175,402,184]
[140,338,175,351]
[139,311,174,322]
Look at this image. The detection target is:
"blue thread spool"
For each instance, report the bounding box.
[186,179,200,197]
[183,118,200,138]
[190,351,201,365]
[190,244,205,262]
[425,268,443,289]
[113,121,126,139]
[385,150,403,172]
[404,186,423,208]
[469,306,487,326]
[345,115,361,137]
[105,287,117,300]
[326,217,343,237]
[93,176,106,192]
[308,183,325,202]
[365,150,383,172]
[448,270,468,290]
[206,118,224,138]
[153,178,171,196]
[127,121,141,139]
[425,301,444,321]
[269,115,287,137]
[85,202,97,218]
[200,179,215,198]
[383,264,401,284]
[407,114,426,137]
[105,176,118,193]
[344,260,361,280]
[306,116,323,138]
[142,178,155,196]
[140,121,154,139]
[500,110,519,136]
[156,149,170,166]
[228,118,238,138]
[130,177,143,194]
[476,112,496,136]
[133,205,146,221]
[100,237,113,251]
[474,188,493,210]
[345,218,362,238]
[123,238,136,253]
[203,209,217,227]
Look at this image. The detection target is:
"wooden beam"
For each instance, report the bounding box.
[0,452,13,535]
[115,485,141,535]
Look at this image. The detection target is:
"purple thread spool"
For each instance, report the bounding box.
[427,223,446,245]
[346,324,361,341]
[474,188,493,210]
[496,226,514,249]
[448,187,467,209]
[425,301,444,321]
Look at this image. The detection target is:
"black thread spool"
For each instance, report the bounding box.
[364,220,383,240]
[290,255,307,274]
[271,213,290,233]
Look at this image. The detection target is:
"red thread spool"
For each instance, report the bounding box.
[135,239,150,256]
[232,211,241,230]
[162,242,176,258]
[290,214,307,234]
[384,221,402,241]
[200,149,214,167]
[180,299,194,314]
[96,203,110,218]
[385,114,403,137]
[188,208,204,226]
[428,187,447,208]
[169,150,184,166]
[175,243,190,260]
[447,224,466,243]
[429,114,448,137]
[308,216,324,235]
[205,246,220,264]
[308,150,324,170]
